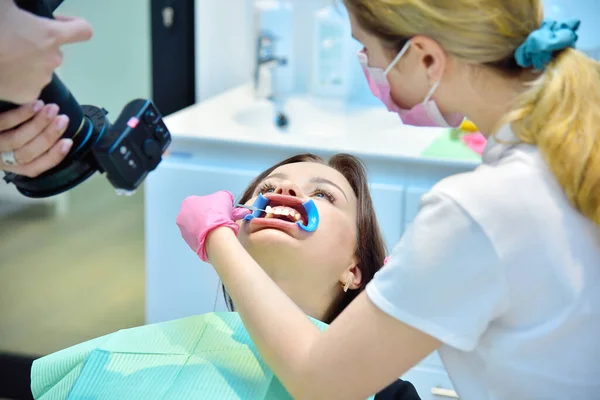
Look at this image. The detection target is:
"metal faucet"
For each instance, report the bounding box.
[254,30,289,128]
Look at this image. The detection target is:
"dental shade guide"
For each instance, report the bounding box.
[241,194,320,232]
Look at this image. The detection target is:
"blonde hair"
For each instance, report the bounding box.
[345,0,600,225]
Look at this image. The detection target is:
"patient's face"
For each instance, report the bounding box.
[237,162,358,305]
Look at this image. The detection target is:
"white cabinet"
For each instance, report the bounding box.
[144,159,259,324]
[404,186,429,232]
[369,183,405,250]
[145,137,477,399]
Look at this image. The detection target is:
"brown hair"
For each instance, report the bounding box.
[222,153,387,323]
[344,0,600,225]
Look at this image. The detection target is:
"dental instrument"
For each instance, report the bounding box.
[234,203,267,213]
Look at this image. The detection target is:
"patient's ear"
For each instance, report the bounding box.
[340,262,362,291]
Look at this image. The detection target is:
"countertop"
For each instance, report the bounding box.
[163,84,481,168]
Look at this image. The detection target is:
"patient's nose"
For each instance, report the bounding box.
[275,180,301,197]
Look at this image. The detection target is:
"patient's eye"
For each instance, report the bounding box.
[257,182,276,195]
[311,187,336,204]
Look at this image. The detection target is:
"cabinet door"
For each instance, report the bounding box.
[369,183,405,252]
[403,185,449,370]
[144,159,258,324]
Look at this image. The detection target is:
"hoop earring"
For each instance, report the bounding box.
[343,276,352,293]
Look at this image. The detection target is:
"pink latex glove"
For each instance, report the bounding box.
[176,191,250,262]
[384,256,390,265]
[461,132,487,155]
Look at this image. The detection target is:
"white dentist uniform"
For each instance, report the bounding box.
[366,124,600,399]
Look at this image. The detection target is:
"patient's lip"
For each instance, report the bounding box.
[264,193,304,206]
[248,216,302,238]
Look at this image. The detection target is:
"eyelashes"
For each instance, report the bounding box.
[311,186,336,203]
[256,182,277,195]
[256,181,337,204]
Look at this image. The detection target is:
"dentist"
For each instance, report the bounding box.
[176,0,600,399]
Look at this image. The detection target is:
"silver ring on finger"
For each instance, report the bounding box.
[1,150,18,166]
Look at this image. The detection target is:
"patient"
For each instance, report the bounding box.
[227,153,385,323]
[30,153,420,400]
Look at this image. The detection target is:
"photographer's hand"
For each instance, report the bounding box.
[0,0,93,104]
[0,101,72,177]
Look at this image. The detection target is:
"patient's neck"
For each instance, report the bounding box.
[272,278,338,323]
[242,249,340,323]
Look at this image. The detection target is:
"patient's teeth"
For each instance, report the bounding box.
[262,205,302,221]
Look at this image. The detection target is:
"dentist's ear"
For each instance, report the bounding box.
[410,35,448,83]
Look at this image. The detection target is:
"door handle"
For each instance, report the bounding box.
[162,6,174,28]
[431,387,459,398]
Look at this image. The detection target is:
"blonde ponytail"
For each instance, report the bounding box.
[505,49,600,225]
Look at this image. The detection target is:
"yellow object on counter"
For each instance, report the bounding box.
[459,119,479,132]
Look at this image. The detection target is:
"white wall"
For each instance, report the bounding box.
[194,0,378,104]
[55,0,152,117]
[195,0,255,102]
[542,0,600,59]
[195,0,330,102]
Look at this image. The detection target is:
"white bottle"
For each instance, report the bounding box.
[311,4,353,99]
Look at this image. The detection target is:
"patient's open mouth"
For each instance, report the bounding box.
[265,205,303,222]
[259,195,308,226]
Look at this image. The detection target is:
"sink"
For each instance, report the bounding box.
[233,95,404,138]
[165,84,466,161]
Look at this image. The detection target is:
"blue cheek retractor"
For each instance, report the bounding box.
[243,193,269,222]
[242,194,320,232]
[298,199,319,232]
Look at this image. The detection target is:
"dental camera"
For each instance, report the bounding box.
[0,0,171,198]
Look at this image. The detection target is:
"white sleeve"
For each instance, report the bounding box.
[366,191,508,351]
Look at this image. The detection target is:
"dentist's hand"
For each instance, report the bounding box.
[0,0,93,104]
[176,191,249,262]
[0,101,72,177]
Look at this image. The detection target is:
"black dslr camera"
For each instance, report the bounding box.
[0,0,171,198]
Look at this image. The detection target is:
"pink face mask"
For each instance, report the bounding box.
[358,41,464,128]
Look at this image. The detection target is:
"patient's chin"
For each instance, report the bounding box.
[244,240,305,276]
[244,227,303,248]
